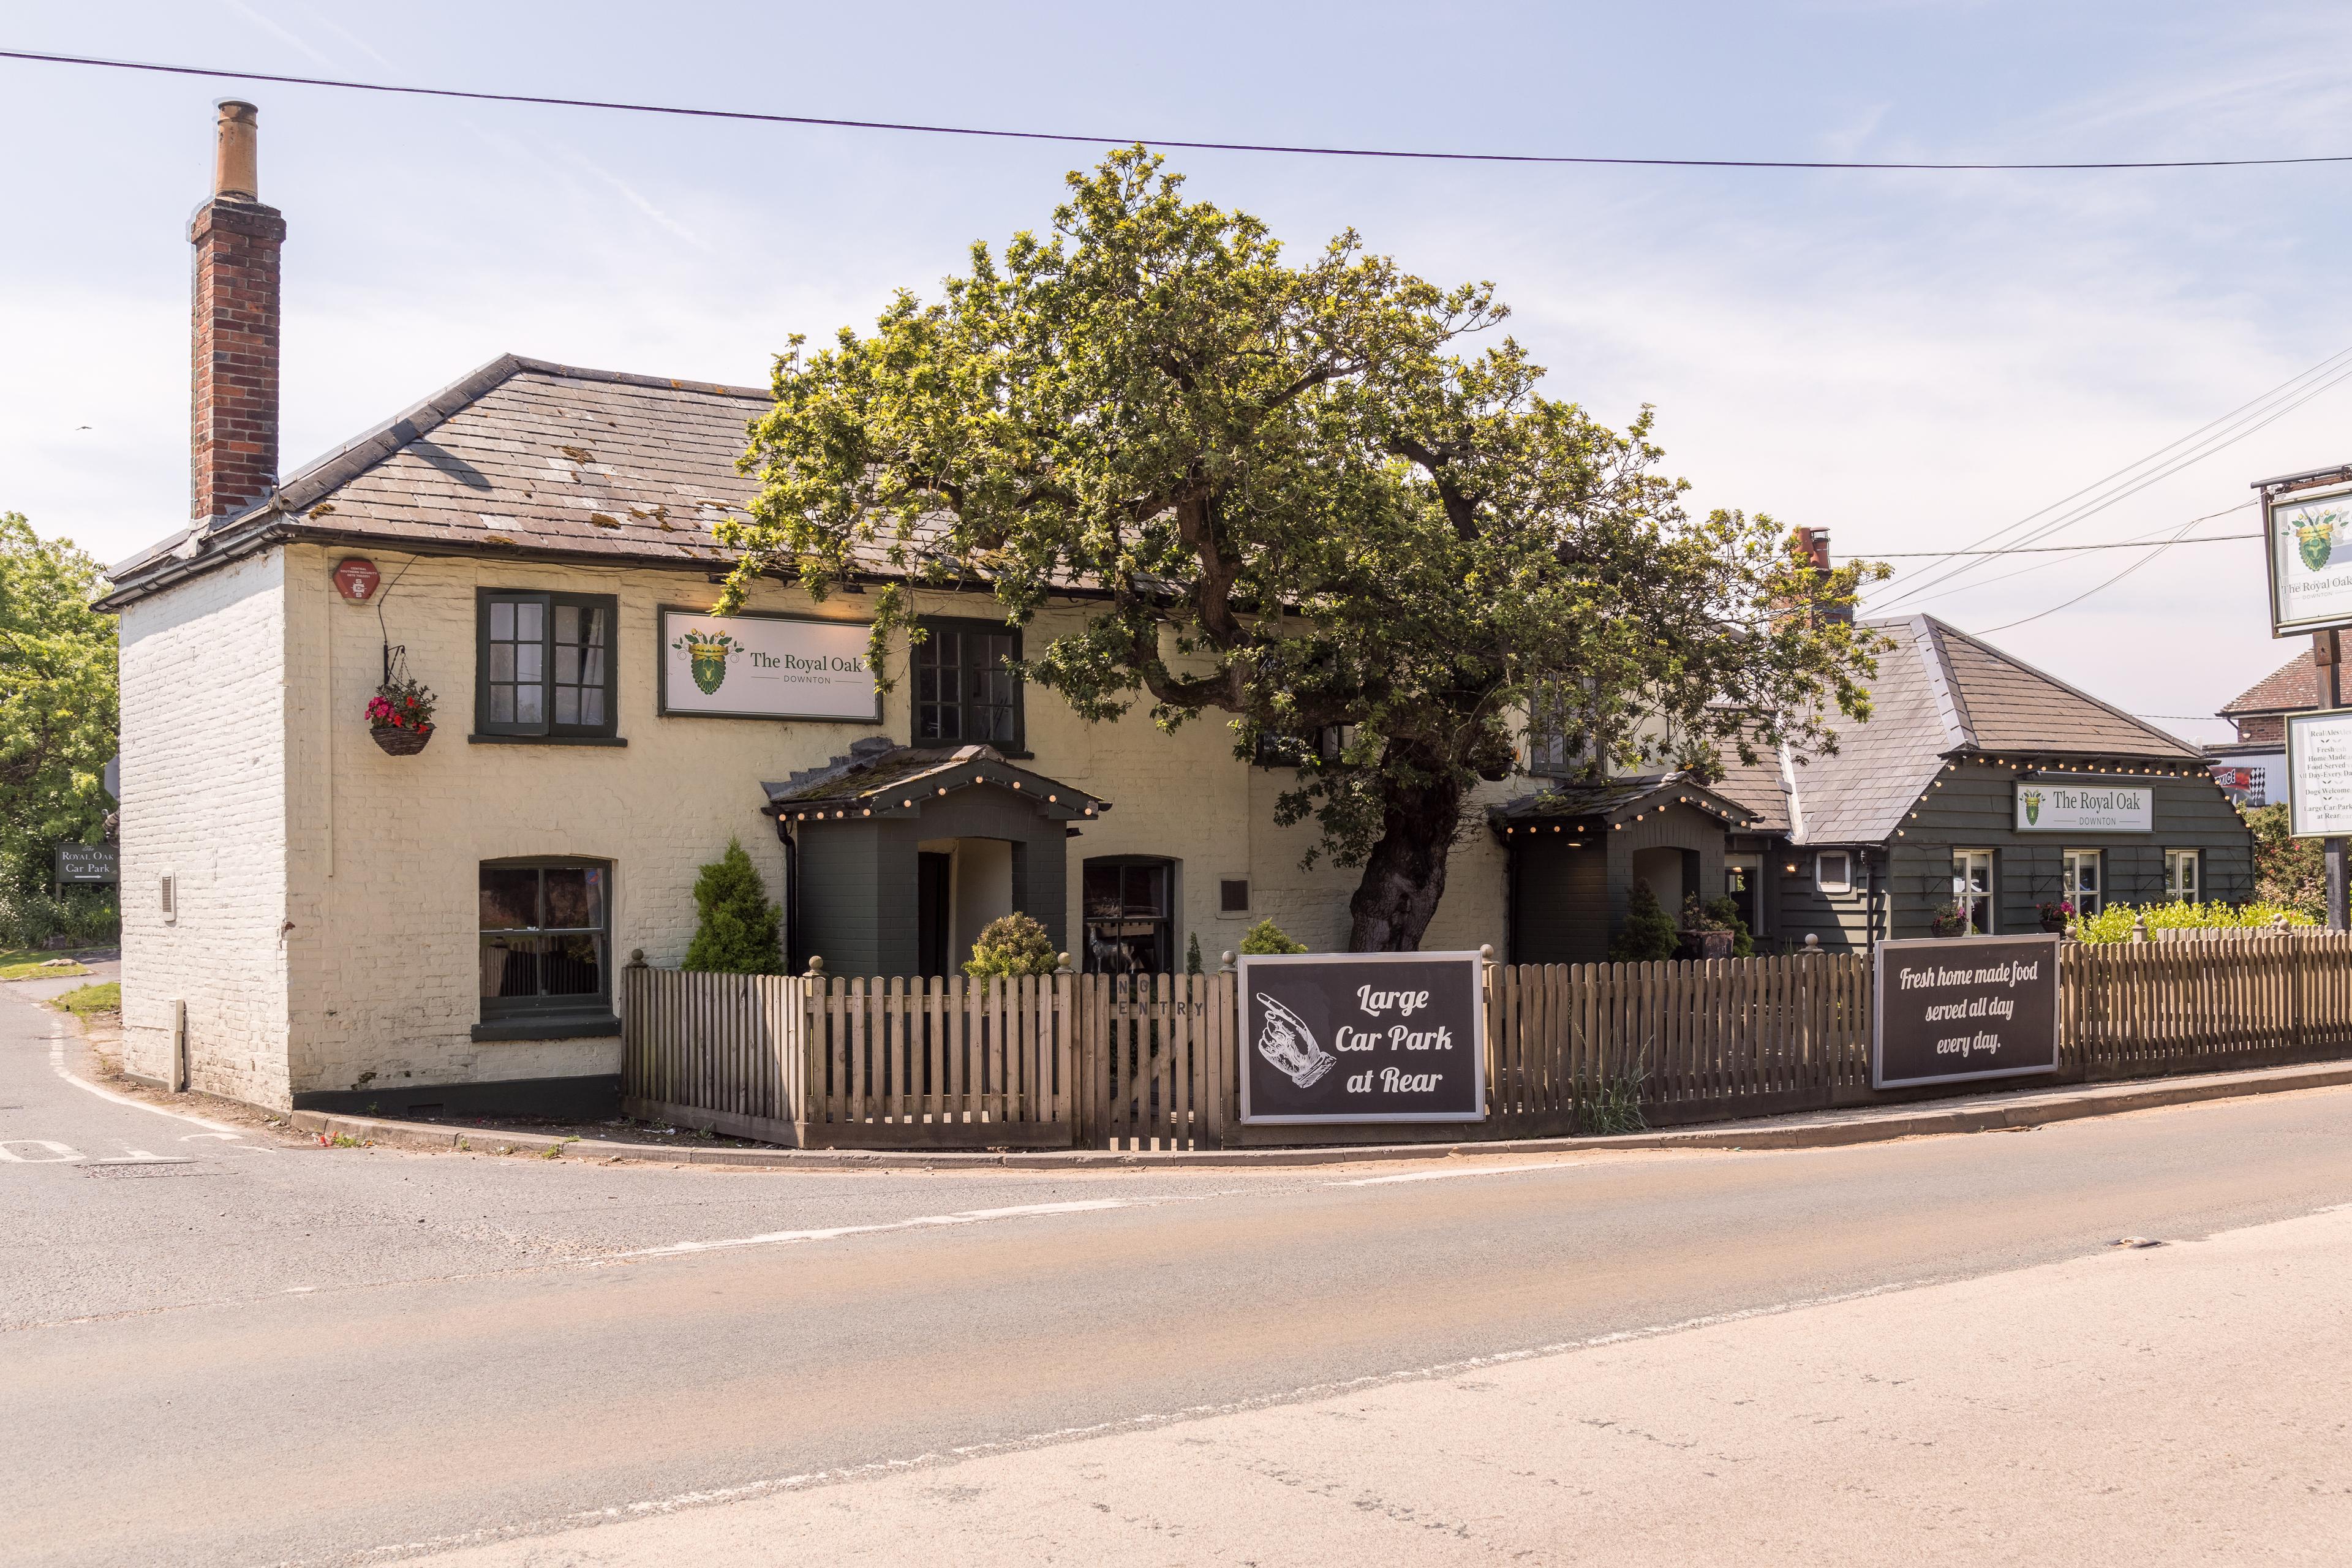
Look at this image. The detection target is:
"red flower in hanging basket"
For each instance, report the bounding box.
[368,676,437,755]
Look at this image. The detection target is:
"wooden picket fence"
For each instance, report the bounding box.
[619,932,2352,1152]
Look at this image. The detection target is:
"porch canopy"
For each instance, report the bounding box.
[1488,773,1757,965]
[760,740,1112,976]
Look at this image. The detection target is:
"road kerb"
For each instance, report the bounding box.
[271,1058,2352,1172]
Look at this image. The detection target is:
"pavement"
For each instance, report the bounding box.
[7,977,2352,1565]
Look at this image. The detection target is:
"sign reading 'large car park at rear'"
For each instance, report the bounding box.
[1873,934,2061,1090]
[1238,952,1486,1124]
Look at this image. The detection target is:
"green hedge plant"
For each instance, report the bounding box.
[2070,900,2314,943]
[963,911,1061,978]
[682,839,785,973]
[1238,918,1309,955]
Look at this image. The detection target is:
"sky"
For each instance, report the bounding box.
[5,1,2351,744]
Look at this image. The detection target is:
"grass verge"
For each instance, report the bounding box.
[48,981,119,1016]
[0,947,89,981]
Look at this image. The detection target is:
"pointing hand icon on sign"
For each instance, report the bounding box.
[1256,994,1337,1088]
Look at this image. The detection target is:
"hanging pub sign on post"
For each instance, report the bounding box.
[2265,480,2352,636]
[1872,933,2061,1090]
[1237,951,1487,1124]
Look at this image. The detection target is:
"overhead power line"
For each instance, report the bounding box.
[10,48,2352,172]
[1873,530,2256,559]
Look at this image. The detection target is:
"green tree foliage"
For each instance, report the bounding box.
[1609,882,1680,962]
[682,839,784,973]
[2245,803,2324,920]
[963,911,1060,978]
[1238,917,1309,954]
[725,150,1882,951]
[1185,932,1203,975]
[0,515,116,897]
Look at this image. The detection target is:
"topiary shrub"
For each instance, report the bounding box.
[1239,917,1309,954]
[1608,882,1679,962]
[1186,932,1204,975]
[682,839,785,973]
[964,911,1060,978]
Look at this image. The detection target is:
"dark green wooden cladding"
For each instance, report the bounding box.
[1773,760,2253,953]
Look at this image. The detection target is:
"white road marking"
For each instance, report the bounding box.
[619,1198,1132,1259]
[0,1140,82,1163]
[42,1018,242,1132]
[299,1273,1940,1568]
[1329,1160,1596,1188]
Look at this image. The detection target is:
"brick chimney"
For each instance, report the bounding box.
[189,100,285,522]
[1777,526,1852,627]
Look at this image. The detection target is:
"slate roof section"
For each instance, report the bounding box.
[2220,652,2320,716]
[1710,745,1793,835]
[761,743,1110,822]
[1487,773,1755,831]
[1740,616,2206,846]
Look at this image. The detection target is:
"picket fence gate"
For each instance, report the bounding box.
[619,932,2352,1152]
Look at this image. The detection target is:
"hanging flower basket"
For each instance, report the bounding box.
[367,674,437,758]
[371,722,433,756]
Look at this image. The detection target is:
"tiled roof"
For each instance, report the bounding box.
[761,742,1109,821]
[2220,653,2319,715]
[1779,616,2201,845]
[1488,773,1755,830]
[1708,731,1793,835]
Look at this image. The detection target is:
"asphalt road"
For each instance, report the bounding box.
[7,984,2352,1566]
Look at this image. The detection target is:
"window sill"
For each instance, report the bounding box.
[471,1012,622,1042]
[468,734,628,747]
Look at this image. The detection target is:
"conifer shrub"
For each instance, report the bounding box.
[963,911,1060,978]
[682,839,785,973]
[1608,882,1680,962]
[1239,918,1309,954]
[1186,932,1204,974]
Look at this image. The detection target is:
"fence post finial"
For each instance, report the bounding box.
[2131,913,2149,944]
[1218,950,1237,974]
[1803,933,1820,951]
[2275,912,2291,930]
[1055,951,1073,974]
[1479,943,1496,967]
[803,954,826,978]
[627,948,646,969]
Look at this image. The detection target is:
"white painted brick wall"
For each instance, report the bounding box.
[117,549,292,1104]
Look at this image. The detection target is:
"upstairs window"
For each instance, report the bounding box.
[477,591,619,739]
[914,618,1022,749]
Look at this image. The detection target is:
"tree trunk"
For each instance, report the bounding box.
[1347,768,1466,951]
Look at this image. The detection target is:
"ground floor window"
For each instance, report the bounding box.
[480,859,610,1017]
[1083,857,1173,975]
[1952,850,1994,935]
[2062,849,2103,919]
[2165,848,2201,903]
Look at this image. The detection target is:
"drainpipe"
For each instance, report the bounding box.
[773,812,800,971]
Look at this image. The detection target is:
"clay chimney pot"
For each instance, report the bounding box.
[213,100,260,202]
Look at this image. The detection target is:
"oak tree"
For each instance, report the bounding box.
[725,150,1880,950]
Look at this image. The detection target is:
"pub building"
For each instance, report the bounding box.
[99,103,2251,1119]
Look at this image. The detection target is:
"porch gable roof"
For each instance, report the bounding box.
[1487,772,1757,836]
[760,741,1109,824]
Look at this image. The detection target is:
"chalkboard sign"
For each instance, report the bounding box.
[54,843,118,885]
[1873,935,2060,1090]
[1237,952,1487,1124]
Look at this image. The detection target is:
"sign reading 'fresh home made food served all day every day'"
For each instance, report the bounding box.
[2267,481,2352,635]
[1872,934,2062,1090]
[1238,952,1487,1123]
[2012,780,2152,832]
[657,609,881,721]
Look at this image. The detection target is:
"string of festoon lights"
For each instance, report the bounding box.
[786,769,1098,821]
[1877,755,2228,840]
[1497,787,1752,841]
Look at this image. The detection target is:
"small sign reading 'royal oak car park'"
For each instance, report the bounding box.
[1872,935,2060,1090]
[55,843,118,884]
[1238,952,1486,1124]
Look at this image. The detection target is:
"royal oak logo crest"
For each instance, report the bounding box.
[672,628,742,695]
[2022,788,2043,826]
[2294,508,2342,573]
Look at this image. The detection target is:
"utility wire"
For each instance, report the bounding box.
[1970,510,2209,635]
[1867,344,2352,611]
[1872,530,2256,558]
[10,47,2352,172]
[1888,504,2250,609]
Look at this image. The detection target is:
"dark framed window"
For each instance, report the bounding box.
[479,859,611,1020]
[477,590,618,739]
[1083,857,1174,975]
[1219,878,1251,914]
[914,617,1021,749]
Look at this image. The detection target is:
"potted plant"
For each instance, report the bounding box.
[2037,899,2075,934]
[366,675,437,756]
[1677,894,1736,960]
[1929,901,1971,938]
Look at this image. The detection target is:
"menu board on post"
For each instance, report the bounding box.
[2267,482,2352,636]
[2286,709,2352,839]
[1237,952,1487,1124]
[657,608,881,722]
[1872,935,2061,1090]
